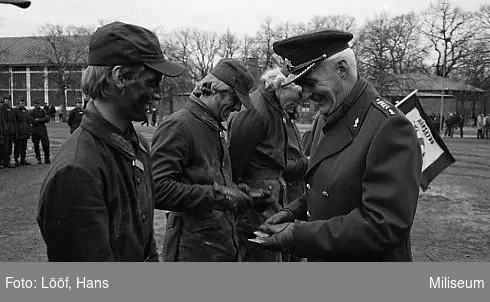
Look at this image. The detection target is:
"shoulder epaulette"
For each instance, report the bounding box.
[372,97,398,117]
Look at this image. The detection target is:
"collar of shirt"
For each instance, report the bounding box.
[187,94,227,132]
[80,101,141,159]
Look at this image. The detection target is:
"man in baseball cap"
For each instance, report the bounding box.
[151,58,259,261]
[38,21,184,261]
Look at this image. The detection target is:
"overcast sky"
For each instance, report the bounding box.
[0,0,487,37]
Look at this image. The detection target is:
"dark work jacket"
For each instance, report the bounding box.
[30,107,50,136]
[228,85,289,256]
[151,100,240,262]
[37,101,158,262]
[1,104,17,136]
[286,79,422,262]
[282,117,308,205]
[67,107,84,133]
[15,106,31,139]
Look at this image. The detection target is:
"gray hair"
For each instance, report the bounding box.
[81,65,147,100]
[322,48,357,78]
[260,67,302,95]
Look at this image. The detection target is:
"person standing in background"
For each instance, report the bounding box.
[0,95,17,168]
[13,99,31,166]
[30,99,51,164]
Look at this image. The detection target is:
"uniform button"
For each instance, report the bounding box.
[307,211,311,218]
[322,191,329,196]
[137,177,141,184]
[141,213,147,222]
[306,184,311,190]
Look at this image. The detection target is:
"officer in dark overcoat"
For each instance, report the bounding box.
[14,99,32,165]
[30,99,51,164]
[0,95,17,168]
[256,30,422,262]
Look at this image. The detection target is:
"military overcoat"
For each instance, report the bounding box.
[286,79,422,262]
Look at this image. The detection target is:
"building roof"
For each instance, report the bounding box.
[388,72,485,95]
[0,36,89,66]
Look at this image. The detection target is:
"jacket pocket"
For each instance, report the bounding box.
[186,211,223,233]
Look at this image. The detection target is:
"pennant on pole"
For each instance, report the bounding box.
[395,90,455,191]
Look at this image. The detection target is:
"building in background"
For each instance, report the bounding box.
[0,36,88,109]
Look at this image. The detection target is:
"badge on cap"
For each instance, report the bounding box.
[353,117,359,129]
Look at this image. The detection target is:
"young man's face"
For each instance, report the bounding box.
[76,101,83,108]
[19,101,26,107]
[120,67,162,122]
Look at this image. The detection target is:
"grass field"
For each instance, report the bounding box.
[0,122,488,262]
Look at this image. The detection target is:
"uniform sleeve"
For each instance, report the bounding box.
[151,118,218,212]
[37,165,114,261]
[228,109,264,181]
[292,115,422,258]
[285,195,308,221]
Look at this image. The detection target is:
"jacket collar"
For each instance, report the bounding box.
[258,85,288,118]
[80,101,141,159]
[306,78,378,176]
[186,96,227,132]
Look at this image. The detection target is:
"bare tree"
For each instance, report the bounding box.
[252,17,282,69]
[355,13,428,95]
[189,29,222,80]
[33,24,91,107]
[420,0,477,77]
[219,29,241,59]
[307,15,357,32]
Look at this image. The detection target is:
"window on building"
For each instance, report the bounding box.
[30,91,45,106]
[13,73,27,89]
[30,73,45,89]
[29,66,45,72]
[0,72,10,90]
[48,90,64,106]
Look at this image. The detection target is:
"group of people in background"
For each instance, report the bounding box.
[0,95,89,170]
[140,105,159,127]
[0,95,51,168]
[476,113,490,139]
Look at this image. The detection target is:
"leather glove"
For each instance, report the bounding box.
[237,183,251,195]
[254,222,295,253]
[250,187,275,212]
[213,182,253,214]
[263,208,295,225]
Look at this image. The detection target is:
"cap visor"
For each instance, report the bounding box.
[282,62,317,87]
[145,60,185,77]
[236,90,254,110]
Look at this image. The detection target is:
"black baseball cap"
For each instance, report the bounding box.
[88,21,185,77]
[274,29,353,86]
[210,59,254,109]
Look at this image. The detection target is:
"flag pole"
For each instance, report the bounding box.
[395,89,418,108]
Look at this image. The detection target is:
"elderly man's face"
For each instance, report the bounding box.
[216,90,241,122]
[296,60,347,117]
[276,84,302,111]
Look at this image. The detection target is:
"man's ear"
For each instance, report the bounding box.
[111,66,125,89]
[337,60,349,80]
